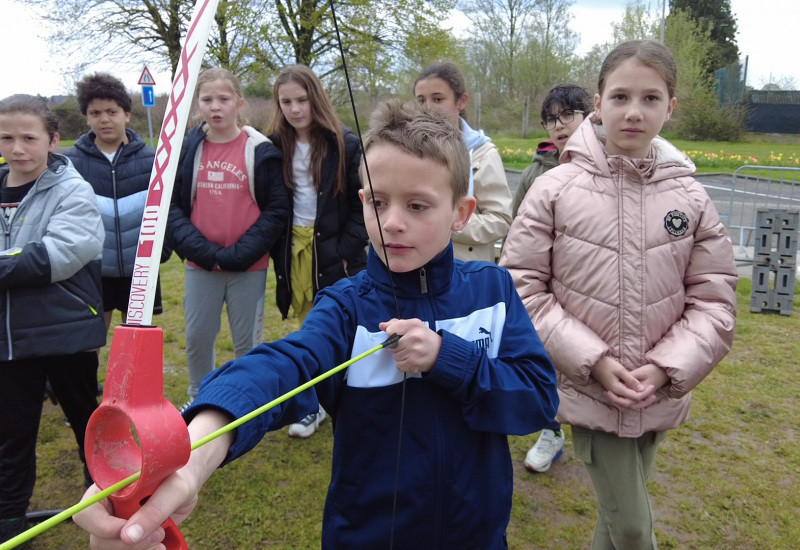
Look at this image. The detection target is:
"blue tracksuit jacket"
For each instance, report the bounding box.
[186,243,559,549]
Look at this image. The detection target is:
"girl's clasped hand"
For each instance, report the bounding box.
[591,356,669,410]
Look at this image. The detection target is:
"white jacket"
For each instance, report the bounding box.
[452,139,512,262]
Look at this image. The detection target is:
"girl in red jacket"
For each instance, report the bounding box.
[501,40,738,550]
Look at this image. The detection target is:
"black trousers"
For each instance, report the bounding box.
[0,352,98,518]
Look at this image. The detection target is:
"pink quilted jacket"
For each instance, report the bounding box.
[501,115,737,437]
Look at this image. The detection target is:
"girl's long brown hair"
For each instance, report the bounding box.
[267,65,347,196]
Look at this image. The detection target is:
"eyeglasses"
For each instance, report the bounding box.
[541,110,585,130]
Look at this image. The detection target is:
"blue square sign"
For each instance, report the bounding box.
[142,86,155,107]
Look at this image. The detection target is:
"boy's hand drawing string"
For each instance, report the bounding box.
[328,2,407,548]
[0,335,400,550]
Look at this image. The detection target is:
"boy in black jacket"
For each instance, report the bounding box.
[65,73,166,329]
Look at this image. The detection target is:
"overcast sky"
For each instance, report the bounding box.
[0,0,797,99]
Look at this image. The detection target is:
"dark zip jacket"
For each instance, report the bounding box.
[185,244,559,549]
[65,129,162,277]
[0,155,106,360]
[167,124,290,271]
[269,125,368,319]
[511,140,560,219]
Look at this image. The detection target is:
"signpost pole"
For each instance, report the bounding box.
[146,108,154,147]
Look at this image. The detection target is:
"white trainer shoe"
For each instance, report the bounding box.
[178,395,195,414]
[288,407,327,438]
[524,429,565,473]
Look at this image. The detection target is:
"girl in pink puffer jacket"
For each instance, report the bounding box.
[501,40,738,550]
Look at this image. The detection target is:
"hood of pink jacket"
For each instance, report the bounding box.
[560,112,697,183]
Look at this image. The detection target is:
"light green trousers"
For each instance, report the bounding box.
[571,426,667,550]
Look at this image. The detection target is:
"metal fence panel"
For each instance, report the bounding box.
[723,166,800,256]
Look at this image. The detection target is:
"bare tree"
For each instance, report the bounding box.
[15,0,270,76]
[15,0,455,90]
[460,0,545,97]
[759,75,798,92]
[459,0,578,134]
[571,0,659,95]
[611,0,659,43]
[520,1,576,95]
[515,0,576,135]
[571,43,608,93]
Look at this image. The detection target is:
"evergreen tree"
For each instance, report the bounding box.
[669,0,739,71]
[664,8,745,141]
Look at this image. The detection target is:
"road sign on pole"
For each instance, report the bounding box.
[138,66,156,86]
[139,67,157,147]
[142,85,156,147]
[141,86,155,107]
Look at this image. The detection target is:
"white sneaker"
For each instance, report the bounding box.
[288,407,327,438]
[524,429,565,473]
[178,396,195,414]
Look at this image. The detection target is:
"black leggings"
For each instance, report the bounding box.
[0,352,98,518]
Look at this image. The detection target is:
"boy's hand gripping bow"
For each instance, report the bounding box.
[85,325,191,549]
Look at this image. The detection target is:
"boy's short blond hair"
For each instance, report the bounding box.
[362,100,469,204]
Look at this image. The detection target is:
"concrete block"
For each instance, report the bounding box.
[750,289,794,316]
[754,229,776,257]
[778,229,798,260]
[751,265,773,293]
[775,266,796,295]
[756,208,799,232]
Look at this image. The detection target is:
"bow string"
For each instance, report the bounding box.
[327,2,407,548]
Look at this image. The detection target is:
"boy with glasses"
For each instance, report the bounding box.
[511,84,591,473]
[512,85,592,219]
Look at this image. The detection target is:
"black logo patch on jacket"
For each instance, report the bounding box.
[664,210,689,237]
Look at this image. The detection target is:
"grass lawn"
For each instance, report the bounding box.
[20,258,800,549]
[493,133,800,172]
[57,133,797,172]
